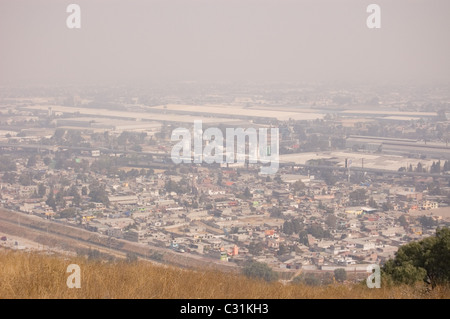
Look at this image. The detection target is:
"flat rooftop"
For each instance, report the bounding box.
[150,104,325,121]
[340,109,437,117]
[280,151,440,172]
[23,105,247,126]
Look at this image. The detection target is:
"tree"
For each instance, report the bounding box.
[117,131,130,150]
[46,192,57,211]
[349,189,367,205]
[283,218,304,235]
[248,241,265,256]
[325,215,337,229]
[382,227,450,288]
[416,162,424,173]
[67,185,79,197]
[398,215,409,228]
[43,157,52,166]
[65,130,83,146]
[243,261,278,282]
[88,183,110,206]
[382,201,394,212]
[53,128,65,141]
[38,183,47,198]
[307,224,331,239]
[368,197,378,208]
[383,259,427,286]
[87,248,101,260]
[293,273,321,286]
[430,160,441,174]
[419,216,437,229]
[243,187,251,199]
[269,206,282,218]
[443,160,450,172]
[18,173,33,186]
[72,191,81,207]
[321,170,337,186]
[299,230,309,245]
[334,268,347,283]
[2,172,17,184]
[26,155,37,168]
[428,182,441,196]
[126,252,138,263]
[291,180,306,194]
[283,221,294,235]
[55,189,66,209]
[131,144,142,152]
[0,156,17,171]
[59,207,77,219]
[292,218,304,233]
[277,244,290,256]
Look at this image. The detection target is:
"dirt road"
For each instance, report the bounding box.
[0,208,239,273]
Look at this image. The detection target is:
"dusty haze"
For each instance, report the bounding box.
[0,0,449,86]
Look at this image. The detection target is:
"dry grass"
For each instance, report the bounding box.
[0,250,448,299]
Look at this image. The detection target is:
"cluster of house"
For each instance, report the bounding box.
[2,151,449,273]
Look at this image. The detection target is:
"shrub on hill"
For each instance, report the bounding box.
[243,261,279,282]
[383,227,450,288]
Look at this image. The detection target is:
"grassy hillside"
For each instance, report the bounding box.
[0,249,448,299]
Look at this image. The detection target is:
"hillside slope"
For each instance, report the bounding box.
[0,249,449,299]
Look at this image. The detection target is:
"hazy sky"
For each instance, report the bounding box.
[0,0,449,86]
